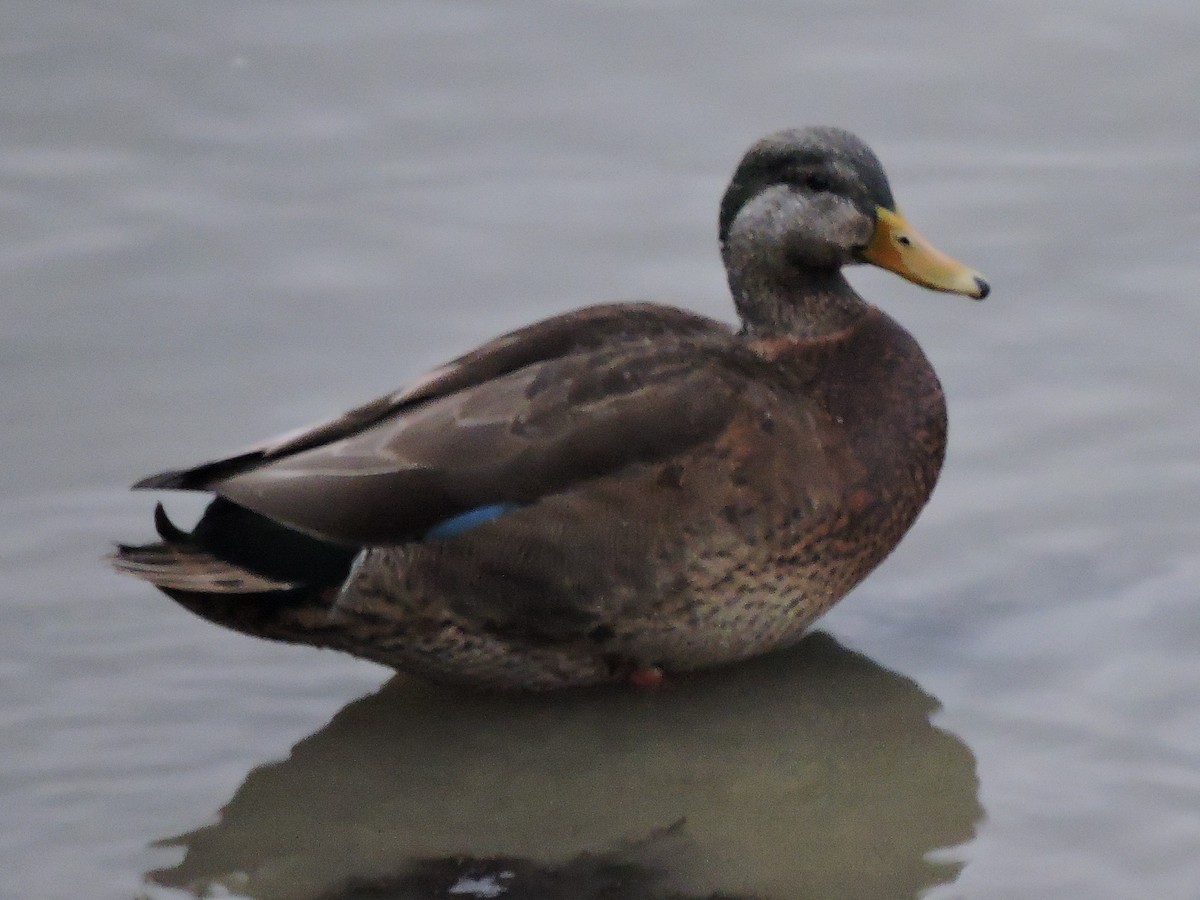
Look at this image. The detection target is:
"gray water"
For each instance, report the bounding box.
[3,2,1198,898]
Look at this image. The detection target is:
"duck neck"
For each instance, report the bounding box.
[727,264,869,339]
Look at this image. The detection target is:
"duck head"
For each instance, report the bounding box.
[719,127,988,333]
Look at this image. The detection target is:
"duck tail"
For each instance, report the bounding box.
[112,503,301,593]
[110,500,360,648]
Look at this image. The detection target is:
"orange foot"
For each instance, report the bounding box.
[627,666,666,689]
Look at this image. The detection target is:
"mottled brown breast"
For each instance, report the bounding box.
[758,304,946,505]
[628,305,947,669]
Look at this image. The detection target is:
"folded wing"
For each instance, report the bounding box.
[136,304,754,544]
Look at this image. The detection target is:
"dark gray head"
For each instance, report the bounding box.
[719,127,988,302]
[719,126,893,250]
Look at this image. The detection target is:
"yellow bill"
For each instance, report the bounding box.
[861,206,989,299]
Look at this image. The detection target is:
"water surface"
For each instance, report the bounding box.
[3,2,1198,898]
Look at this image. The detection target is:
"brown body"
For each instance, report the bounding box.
[325,305,944,688]
[113,127,983,689]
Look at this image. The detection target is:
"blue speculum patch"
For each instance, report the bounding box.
[423,503,521,540]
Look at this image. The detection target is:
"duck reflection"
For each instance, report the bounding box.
[148,633,980,899]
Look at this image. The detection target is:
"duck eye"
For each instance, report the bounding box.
[802,172,832,193]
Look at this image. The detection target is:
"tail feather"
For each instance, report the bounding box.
[111,502,300,592]
[110,540,299,594]
[111,499,362,649]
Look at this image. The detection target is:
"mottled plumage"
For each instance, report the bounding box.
[112,127,987,689]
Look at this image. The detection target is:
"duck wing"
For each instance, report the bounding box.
[135,303,756,544]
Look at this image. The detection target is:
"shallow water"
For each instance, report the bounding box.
[3,2,1199,898]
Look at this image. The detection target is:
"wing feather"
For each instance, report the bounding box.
[215,343,747,542]
[135,303,727,491]
[135,303,751,543]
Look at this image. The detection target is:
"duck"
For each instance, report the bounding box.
[112,126,988,690]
